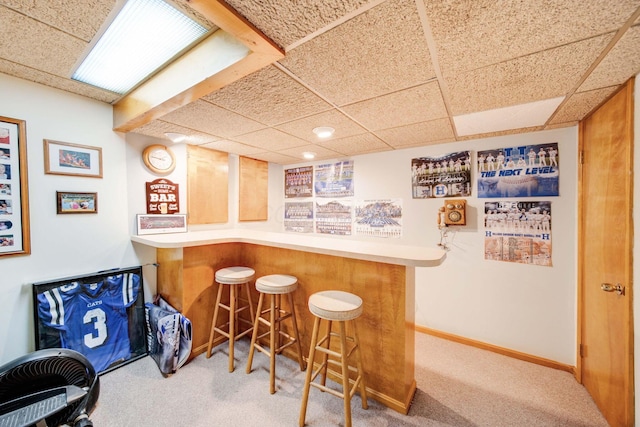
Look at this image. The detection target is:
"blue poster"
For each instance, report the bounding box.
[477,143,559,198]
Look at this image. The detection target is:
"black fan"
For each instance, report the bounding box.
[0,348,99,427]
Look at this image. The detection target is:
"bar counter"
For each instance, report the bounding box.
[132,229,446,414]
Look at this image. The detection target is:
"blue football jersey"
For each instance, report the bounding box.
[37,272,141,372]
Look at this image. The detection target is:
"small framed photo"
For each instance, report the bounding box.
[57,191,98,214]
[137,214,187,235]
[44,139,103,178]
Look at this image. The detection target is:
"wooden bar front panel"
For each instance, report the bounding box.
[156,242,415,413]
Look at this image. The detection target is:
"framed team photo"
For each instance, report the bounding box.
[32,266,148,374]
[137,213,187,235]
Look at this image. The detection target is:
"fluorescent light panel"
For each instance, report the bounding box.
[72,0,208,94]
[453,97,565,136]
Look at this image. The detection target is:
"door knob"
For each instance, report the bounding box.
[601,283,625,296]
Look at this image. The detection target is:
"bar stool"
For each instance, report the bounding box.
[246,274,306,394]
[206,266,256,372]
[299,290,368,427]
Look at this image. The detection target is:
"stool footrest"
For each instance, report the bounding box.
[309,375,364,399]
[253,332,298,354]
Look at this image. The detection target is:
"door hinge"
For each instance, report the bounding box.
[579,151,584,165]
[579,344,585,358]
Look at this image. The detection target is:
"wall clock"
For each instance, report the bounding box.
[142,144,176,174]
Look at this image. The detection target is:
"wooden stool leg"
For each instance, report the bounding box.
[207,283,224,358]
[244,281,256,324]
[246,292,264,374]
[299,315,321,427]
[352,319,368,409]
[320,320,332,387]
[228,283,236,372]
[269,294,277,394]
[339,321,352,427]
[287,292,306,371]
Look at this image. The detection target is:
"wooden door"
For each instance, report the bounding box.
[578,78,634,426]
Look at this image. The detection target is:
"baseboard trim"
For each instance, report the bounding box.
[416,326,576,375]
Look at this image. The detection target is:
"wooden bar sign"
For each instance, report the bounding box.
[146,178,179,214]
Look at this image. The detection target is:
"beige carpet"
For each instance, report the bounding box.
[89,333,608,426]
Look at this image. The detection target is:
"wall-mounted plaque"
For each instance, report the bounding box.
[146,179,179,214]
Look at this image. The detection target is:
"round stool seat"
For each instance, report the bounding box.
[308,290,363,321]
[215,266,255,284]
[256,274,298,294]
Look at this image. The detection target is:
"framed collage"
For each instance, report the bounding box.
[0,115,30,257]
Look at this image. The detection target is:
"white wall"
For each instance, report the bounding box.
[282,128,578,365]
[0,74,142,364]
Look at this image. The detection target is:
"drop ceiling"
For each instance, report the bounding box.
[1,0,640,165]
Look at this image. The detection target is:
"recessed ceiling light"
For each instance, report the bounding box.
[164,132,187,143]
[72,0,208,94]
[312,126,335,138]
[302,152,316,159]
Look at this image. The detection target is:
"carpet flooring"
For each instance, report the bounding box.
[89,333,609,426]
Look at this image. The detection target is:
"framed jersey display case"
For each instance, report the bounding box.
[32,266,147,374]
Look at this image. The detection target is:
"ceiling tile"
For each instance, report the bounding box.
[279,0,435,106]
[318,133,390,156]
[375,118,454,147]
[446,34,613,115]
[456,126,544,141]
[233,127,308,151]
[2,0,115,42]
[200,139,265,155]
[425,0,640,75]
[0,59,118,103]
[341,82,447,131]
[548,87,618,125]
[246,151,302,165]
[223,0,372,49]
[159,100,265,137]
[131,120,219,145]
[579,25,640,92]
[276,109,367,142]
[1,7,88,77]
[276,144,344,163]
[203,65,332,125]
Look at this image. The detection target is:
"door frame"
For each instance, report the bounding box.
[576,77,634,422]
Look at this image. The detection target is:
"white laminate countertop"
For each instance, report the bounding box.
[131,229,446,267]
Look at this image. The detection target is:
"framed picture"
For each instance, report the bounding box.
[57,191,98,214]
[137,213,187,235]
[32,266,148,374]
[0,115,31,257]
[44,139,103,178]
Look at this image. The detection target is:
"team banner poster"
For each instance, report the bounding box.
[355,199,402,238]
[285,166,313,198]
[484,201,552,266]
[314,160,354,198]
[477,143,559,198]
[411,151,471,198]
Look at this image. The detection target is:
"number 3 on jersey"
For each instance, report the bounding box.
[83,307,107,348]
